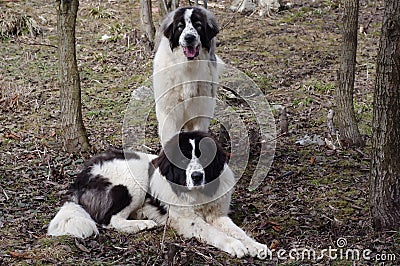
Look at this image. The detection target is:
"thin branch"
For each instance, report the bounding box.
[18,40,57,49]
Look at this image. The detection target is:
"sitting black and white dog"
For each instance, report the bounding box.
[153,7,223,146]
[48,132,269,258]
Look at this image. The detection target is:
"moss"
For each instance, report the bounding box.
[339,207,355,216]
[394,231,400,244]
[88,6,112,19]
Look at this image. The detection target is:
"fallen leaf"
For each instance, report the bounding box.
[269,239,280,250]
[310,156,316,165]
[272,224,282,232]
[260,220,283,232]
[325,138,336,150]
[8,251,35,259]
[326,149,336,156]
[75,238,90,253]
[4,132,21,140]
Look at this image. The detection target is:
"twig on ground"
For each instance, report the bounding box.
[355,148,370,159]
[160,210,169,249]
[151,209,170,266]
[19,41,57,49]
[193,248,224,266]
[2,187,9,201]
[142,144,156,152]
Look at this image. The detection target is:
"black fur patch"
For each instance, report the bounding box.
[164,7,186,50]
[83,148,139,169]
[152,135,188,188]
[71,168,132,225]
[191,7,219,51]
[145,193,167,215]
[99,185,132,224]
[148,161,156,180]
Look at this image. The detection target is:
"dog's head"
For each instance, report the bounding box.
[161,7,219,60]
[152,131,227,194]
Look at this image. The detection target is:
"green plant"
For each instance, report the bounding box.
[88,6,112,18]
[293,97,313,107]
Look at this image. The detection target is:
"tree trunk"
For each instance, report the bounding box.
[190,0,208,8]
[140,0,156,48]
[335,0,364,147]
[158,0,176,21]
[369,0,400,231]
[57,0,90,153]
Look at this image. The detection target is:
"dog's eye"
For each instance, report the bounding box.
[177,22,184,31]
[194,21,202,30]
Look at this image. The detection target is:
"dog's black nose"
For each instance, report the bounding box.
[191,171,204,183]
[184,34,196,44]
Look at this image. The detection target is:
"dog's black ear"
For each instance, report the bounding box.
[164,21,181,50]
[152,151,170,177]
[152,149,187,188]
[199,137,226,197]
[163,23,174,46]
[203,139,227,183]
[199,8,219,51]
[206,12,219,40]
[160,9,180,51]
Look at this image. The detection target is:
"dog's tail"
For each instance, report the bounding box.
[47,202,98,238]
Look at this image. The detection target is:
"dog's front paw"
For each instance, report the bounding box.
[245,241,270,259]
[222,238,248,258]
[137,220,158,231]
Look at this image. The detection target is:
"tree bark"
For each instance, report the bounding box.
[57,0,90,153]
[369,0,400,231]
[335,0,364,147]
[158,0,176,21]
[140,0,156,48]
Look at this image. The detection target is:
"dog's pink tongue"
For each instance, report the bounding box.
[183,47,197,58]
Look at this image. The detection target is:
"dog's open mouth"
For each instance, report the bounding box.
[183,46,200,60]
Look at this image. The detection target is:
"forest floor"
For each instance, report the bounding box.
[1,0,399,265]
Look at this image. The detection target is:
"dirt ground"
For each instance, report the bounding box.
[1,0,399,265]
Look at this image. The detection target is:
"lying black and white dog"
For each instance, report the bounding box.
[153,7,223,146]
[48,131,269,258]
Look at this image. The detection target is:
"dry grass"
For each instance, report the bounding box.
[0,74,34,110]
[0,9,41,39]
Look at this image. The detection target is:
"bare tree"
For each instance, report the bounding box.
[140,0,156,47]
[190,0,208,8]
[335,0,364,147]
[57,0,90,153]
[230,0,281,16]
[158,0,175,19]
[369,0,400,231]
[155,0,208,23]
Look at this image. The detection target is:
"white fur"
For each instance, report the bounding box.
[185,139,205,190]
[47,202,98,239]
[153,8,223,146]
